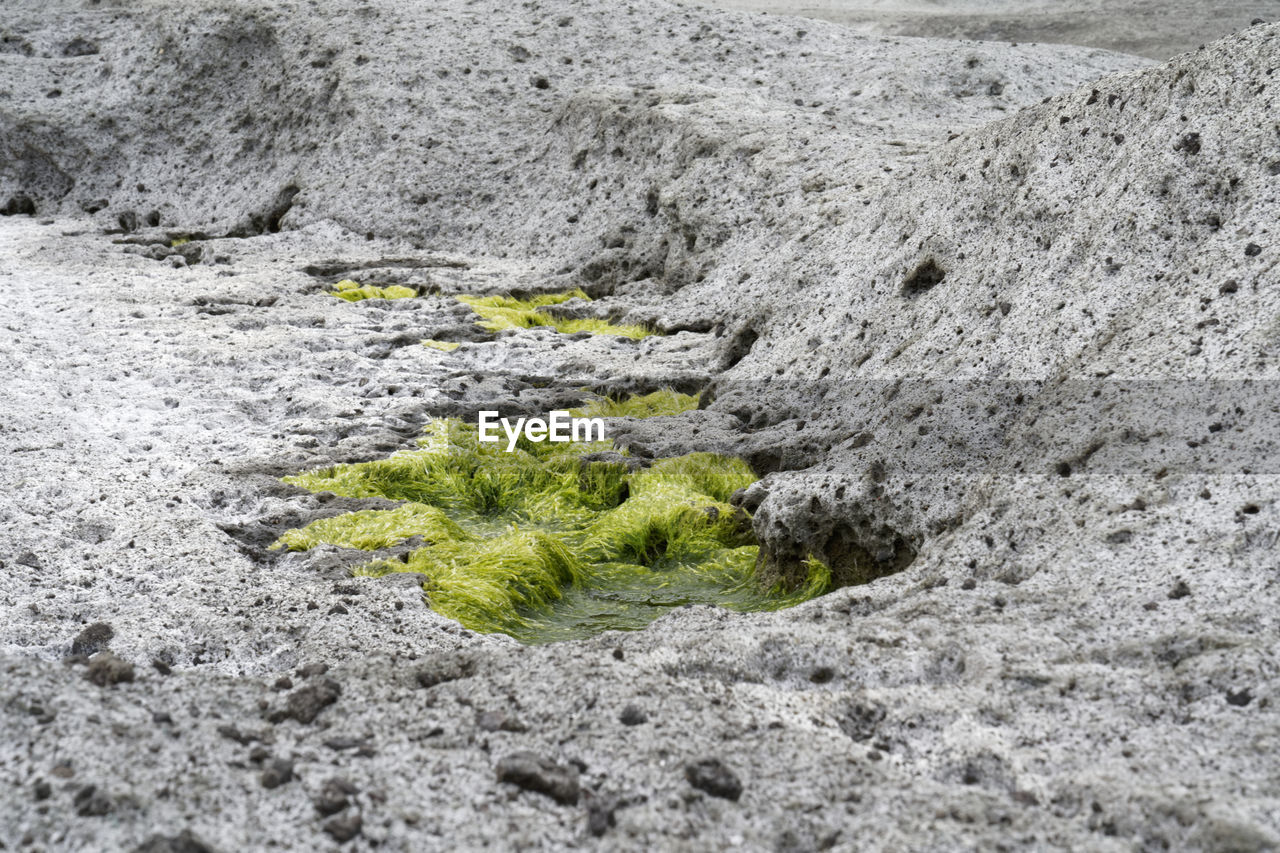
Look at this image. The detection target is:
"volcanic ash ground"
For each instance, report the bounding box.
[1,0,1279,850]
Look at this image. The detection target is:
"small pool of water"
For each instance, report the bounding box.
[275,414,829,643]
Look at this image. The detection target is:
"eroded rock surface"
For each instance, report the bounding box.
[1,0,1278,849]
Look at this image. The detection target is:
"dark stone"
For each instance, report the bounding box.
[1245,242,1263,257]
[15,550,42,568]
[1174,132,1201,155]
[1169,580,1191,600]
[85,652,135,686]
[117,210,139,233]
[234,184,299,236]
[1226,688,1253,707]
[217,725,254,745]
[1219,280,1239,295]
[586,797,618,837]
[62,37,99,56]
[322,812,363,843]
[152,659,172,676]
[684,758,743,801]
[273,676,293,691]
[415,653,476,688]
[74,784,112,816]
[132,829,218,853]
[495,751,581,805]
[323,736,364,751]
[283,678,341,724]
[70,622,114,657]
[314,777,359,816]
[80,198,108,214]
[477,710,528,732]
[618,704,647,726]
[33,779,51,801]
[260,758,294,789]
[532,75,550,89]
[809,666,836,684]
[836,698,886,741]
[2,195,36,216]
[296,662,329,679]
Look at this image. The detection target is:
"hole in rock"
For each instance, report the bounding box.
[902,258,946,296]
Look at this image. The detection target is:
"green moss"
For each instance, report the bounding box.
[169,236,191,248]
[422,339,461,352]
[330,278,417,302]
[277,413,827,642]
[272,502,471,551]
[458,289,654,339]
[374,529,587,630]
[571,389,699,419]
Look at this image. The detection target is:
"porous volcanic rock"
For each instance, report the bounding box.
[1,0,1277,850]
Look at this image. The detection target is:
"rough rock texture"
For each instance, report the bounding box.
[694,0,1280,59]
[2,0,1279,850]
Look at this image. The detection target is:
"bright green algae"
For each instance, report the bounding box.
[330,278,418,302]
[570,389,700,419]
[458,289,654,339]
[275,409,828,643]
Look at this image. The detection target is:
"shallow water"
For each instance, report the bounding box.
[278,415,828,642]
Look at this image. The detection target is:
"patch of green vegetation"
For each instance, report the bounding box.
[277,415,827,642]
[330,278,417,302]
[571,388,700,419]
[422,339,461,352]
[169,237,191,248]
[458,289,654,339]
[274,502,470,551]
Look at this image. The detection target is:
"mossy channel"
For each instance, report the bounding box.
[329,278,418,302]
[275,393,828,643]
[458,289,653,339]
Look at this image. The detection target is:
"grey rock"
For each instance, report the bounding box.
[84,652,134,687]
[685,758,743,801]
[415,652,476,689]
[132,830,218,853]
[314,776,359,816]
[281,679,341,724]
[618,704,647,726]
[322,812,362,843]
[73,784,112,817]
[495,751,581,805]
[260,758,294,789]
[69,622,114,657]
[0,0,1278,850]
